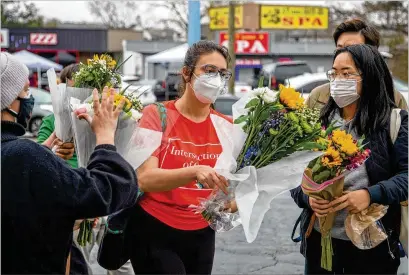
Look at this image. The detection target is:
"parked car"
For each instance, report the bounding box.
[122,79,157,106]
[284,73,329,99]
[214,94,239,118]
[252,61,313,90]
[162,72,181,100]
[29,87,53,136]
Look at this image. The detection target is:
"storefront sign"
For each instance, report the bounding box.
[236,59,261,66]
[219,32,269,54]
[30,33,58,45]
[209,6,243,30]
[260,5,328,29]
[1,29,9,48]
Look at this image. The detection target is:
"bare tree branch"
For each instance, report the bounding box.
[87,0,143,29]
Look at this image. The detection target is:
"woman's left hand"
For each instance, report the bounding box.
[329,189,371,214]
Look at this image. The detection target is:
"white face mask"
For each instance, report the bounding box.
[330,79,361,108]
[190,73,225,104]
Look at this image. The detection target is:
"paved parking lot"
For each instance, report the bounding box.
[213,192,408,275]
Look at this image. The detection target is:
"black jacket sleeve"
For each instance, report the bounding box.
[367,110,408,205]
[290,185,311,209]
[25,142,138,218]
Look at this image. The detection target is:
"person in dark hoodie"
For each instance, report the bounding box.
[1,52,139,274]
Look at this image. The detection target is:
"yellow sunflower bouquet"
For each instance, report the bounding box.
[301,129,370,271]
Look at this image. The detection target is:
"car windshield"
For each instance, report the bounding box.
[393,78,408,92]
[31,88,51,103]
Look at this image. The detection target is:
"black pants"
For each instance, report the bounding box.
[128,205,215,274]
[305,229,400,275]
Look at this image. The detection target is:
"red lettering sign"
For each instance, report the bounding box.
[219,32,269,54]
[30,33,58,45]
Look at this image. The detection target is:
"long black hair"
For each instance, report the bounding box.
[321,44,396,137]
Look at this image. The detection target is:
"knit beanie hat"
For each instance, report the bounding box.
[1,52,29,110]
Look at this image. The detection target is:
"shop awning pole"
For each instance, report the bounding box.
[37,67,41,89]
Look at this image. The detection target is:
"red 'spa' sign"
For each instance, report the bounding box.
[219,32,269,54]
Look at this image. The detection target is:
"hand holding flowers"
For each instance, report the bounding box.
[193,83,330,238]
[77,87,126,146]
[329,189,370,214]
[301,129,371,271]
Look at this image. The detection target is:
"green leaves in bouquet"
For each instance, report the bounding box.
[313,170,331,183]
[245,98,260,109]
[258,76,265,88]
[234,115,249,125]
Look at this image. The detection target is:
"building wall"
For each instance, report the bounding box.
[107,29,143,52]
[7,28,107,52]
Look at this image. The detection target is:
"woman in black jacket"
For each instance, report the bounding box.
[291,44,408,274]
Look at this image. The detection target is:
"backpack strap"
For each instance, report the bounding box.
[390,108,401,144]
[153,102,167,132]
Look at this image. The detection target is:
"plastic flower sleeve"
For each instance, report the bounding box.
[70,95,162,169]
[194,108,322,242]
[237,150,322,243]
[66,86,94,102]
[47,69,72,142]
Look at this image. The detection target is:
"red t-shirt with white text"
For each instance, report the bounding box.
[138,101,232,230]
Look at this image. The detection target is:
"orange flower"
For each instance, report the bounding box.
[279,84,304,109]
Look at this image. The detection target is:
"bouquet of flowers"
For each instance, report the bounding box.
[301,129,372,271]
[191,84,331,241]
[73,54,123,92]
[47,54,129,143]
[71,86,144,168]
[71,86,163,246]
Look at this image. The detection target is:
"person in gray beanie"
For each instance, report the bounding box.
[1,52,140,274]
[1,52,35,129]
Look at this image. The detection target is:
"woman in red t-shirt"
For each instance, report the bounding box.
[129,41,234,274]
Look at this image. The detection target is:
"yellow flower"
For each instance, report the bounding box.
[331,129,358,156]
[114,94,131,110]
[93,54,100,61]
[321,146,342,168]
[340,142,359,156]
[279,84,304,109]
[100,54,117,69]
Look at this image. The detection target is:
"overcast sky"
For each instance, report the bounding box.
[32,0,337,24]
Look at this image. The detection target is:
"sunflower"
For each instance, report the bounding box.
[339,140,359,156]
[321,146,342,168]
[331,129,358,156]
[279,84,304,109]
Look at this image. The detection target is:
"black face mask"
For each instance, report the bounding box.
[6,95,35,129]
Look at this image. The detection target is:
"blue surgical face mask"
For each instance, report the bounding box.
[6,94,35,128]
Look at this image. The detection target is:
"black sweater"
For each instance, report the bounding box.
[1,121,139,274]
